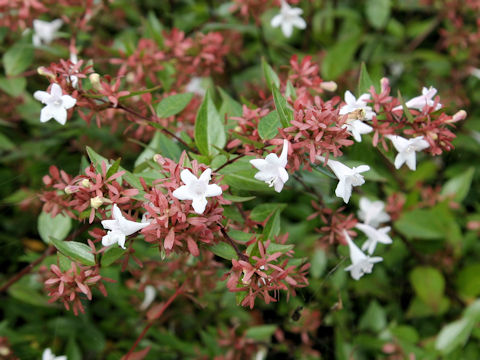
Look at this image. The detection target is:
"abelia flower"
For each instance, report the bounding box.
[318,156,370,203]
[271,0,306,38]
[357,197,390,228]
[356,223,393,255]
[101,204,149,249]
[343,231,383,280]
[185,77,206,96]
[343,119,373,142]
[392,86,442,111]
[339,91,376,120]
[250,139,289,192]
[172,168,222,214]
[32,18,63,46]
[42,348,66,360]
[139,285,156,311]
[387,135,430,170]
[34,83,76,125]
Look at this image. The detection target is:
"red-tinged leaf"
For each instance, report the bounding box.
[187,236,199,256]
[121,346,151,360]
[164,228,175,250]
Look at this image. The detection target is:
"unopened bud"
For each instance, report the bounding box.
[81,179,91,188]
[153,154,162,162]
[320,81,337,92]
[234,126,242,132]
[65,186,77,194]
[450,110,467,123]
[427,131,438,140]
[90,196,103,209]
[37,66,55,80]
[380,77,390,92]
[89,73,101,90]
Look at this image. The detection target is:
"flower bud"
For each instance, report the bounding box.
[81,179,91,188]
[37,66,55,80]
[65,186,77,194]
[320,81,337,92]
[450,110,467,123]
[380,77,390,92]
[89,73,102,90]
[234,126,242,132]
[90,196,103,209]
[153,154,162,162]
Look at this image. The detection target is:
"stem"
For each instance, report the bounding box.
[219,225,249,262]
[124,283,185,359]
[214,153,246,173]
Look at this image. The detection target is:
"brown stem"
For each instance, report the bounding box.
[0,222,90,293]
[124,283,185,359]
[219,225,249,262]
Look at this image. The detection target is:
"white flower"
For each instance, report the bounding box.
[101,204,149,249]
[270,0,306,38]
[250,139,289,193]
[343,120,373,142]
[344,231,383,280]
[33,19,63,47]
[356,223,393,255]
[69,52,79,88]
[318,156,370,203]
[387,135,430,171]
[139,285,156,311]
[172,168,222,214]
[185,77,206,96]
[357,197,390,228]
[33,83,76,125]
[393,86,442,111]
[42,348,67,360]
[470,67,480,80]
[339,91,376,120]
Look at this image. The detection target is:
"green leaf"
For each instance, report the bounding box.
[50,238,96,266]
[250,203,286,222]
[86,146,109,169]
[223,171,275,192]
[397,90,414,123]
[101,246,126,267]
[310,249,327,279]
[8,282,50,307]
[457,264,480,299]
[359,300,387,332]
[321,34,361,79]
[0,132,15,151]
[245,325,277,341]
[266,243,294,255]
[357,62,374,95]
[218,87,243,124]
[156,93,194,118]
[3,43,34,76]
[66,337,82,360]
[394,207,448,240]
[272,87,293,128]
[0,76,26,97]
[194,89,226,156]
[263,210,281,240]
[441,167,475,203]
[435,318,474,354]
[222,194,256,202]
[134,131,181,167]
[209,242,237,260]
[262,58,280,90]
[258,110,281,140]
[409,266,445,311]
[106,158,121,179]
[365,0,391,29]
[37,212,72,244]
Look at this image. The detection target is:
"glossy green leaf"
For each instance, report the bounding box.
[258,110,281,140]
[0,76,26,97]
[262,58,280,90]
[37,212,72,244]
[50,238,96,266]
[245,325,277,341]
[156,92,194,118]
[3,44,34,76]
[101,246,126,267]
[272,87,293,128]
[250,203,286,222]
[357,62,374,95]
[209,242,237,260]
[409,266,445,311]
[365,0,391,29]
[441,167,475,203]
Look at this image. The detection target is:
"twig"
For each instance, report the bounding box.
[124,283,185,359]
[219,225,249,262]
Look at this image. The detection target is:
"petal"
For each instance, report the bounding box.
[52,106,67,125]
[282,22,293,38]
[34,90,51,104]
[355,165,370,174]
[61,95,77,109]
[335,178,352,203]
[271,14,283,28]
[344,90,356,105]
[102,232,118,247]
[101,219,117,231]
[250,158,270,171]
[327,159,351,179]
[172,185,193,201]
[40,106,54,123]
[180,169,197,185]
[199,168,212,183]
[279,139,289,167]
[394,152,406,169]
[191,196,208,214]
[205,184,222,197]
[273,178,285,192]
[51,19,63,31]
[352,120,373,135]
[112,203,123,221]
[50,83,63,98]
[405,152,417,171]
[278,167,289,183]
[291,17,306,29]
[387,135,409,152]
[254,171,274,182]
[119,219,149,236]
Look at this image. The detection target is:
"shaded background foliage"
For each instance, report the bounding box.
[0,0,479,359]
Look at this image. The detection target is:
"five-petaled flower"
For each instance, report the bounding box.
[393,86,442,111]
[318,156,370,203]
[42,348,67,360]
[339,91,375,142]
[172,168,223,214]
[34,83,77,125]
[356,223,393,255]
[357,197,390,228]
[250,139,289,192]
[344,231,383,280]
[387,135,430,170]
[33,19,63,47]
[101,204,149,249]
[270,0,306,38]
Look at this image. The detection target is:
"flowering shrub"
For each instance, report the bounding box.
[1,1,480,359]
